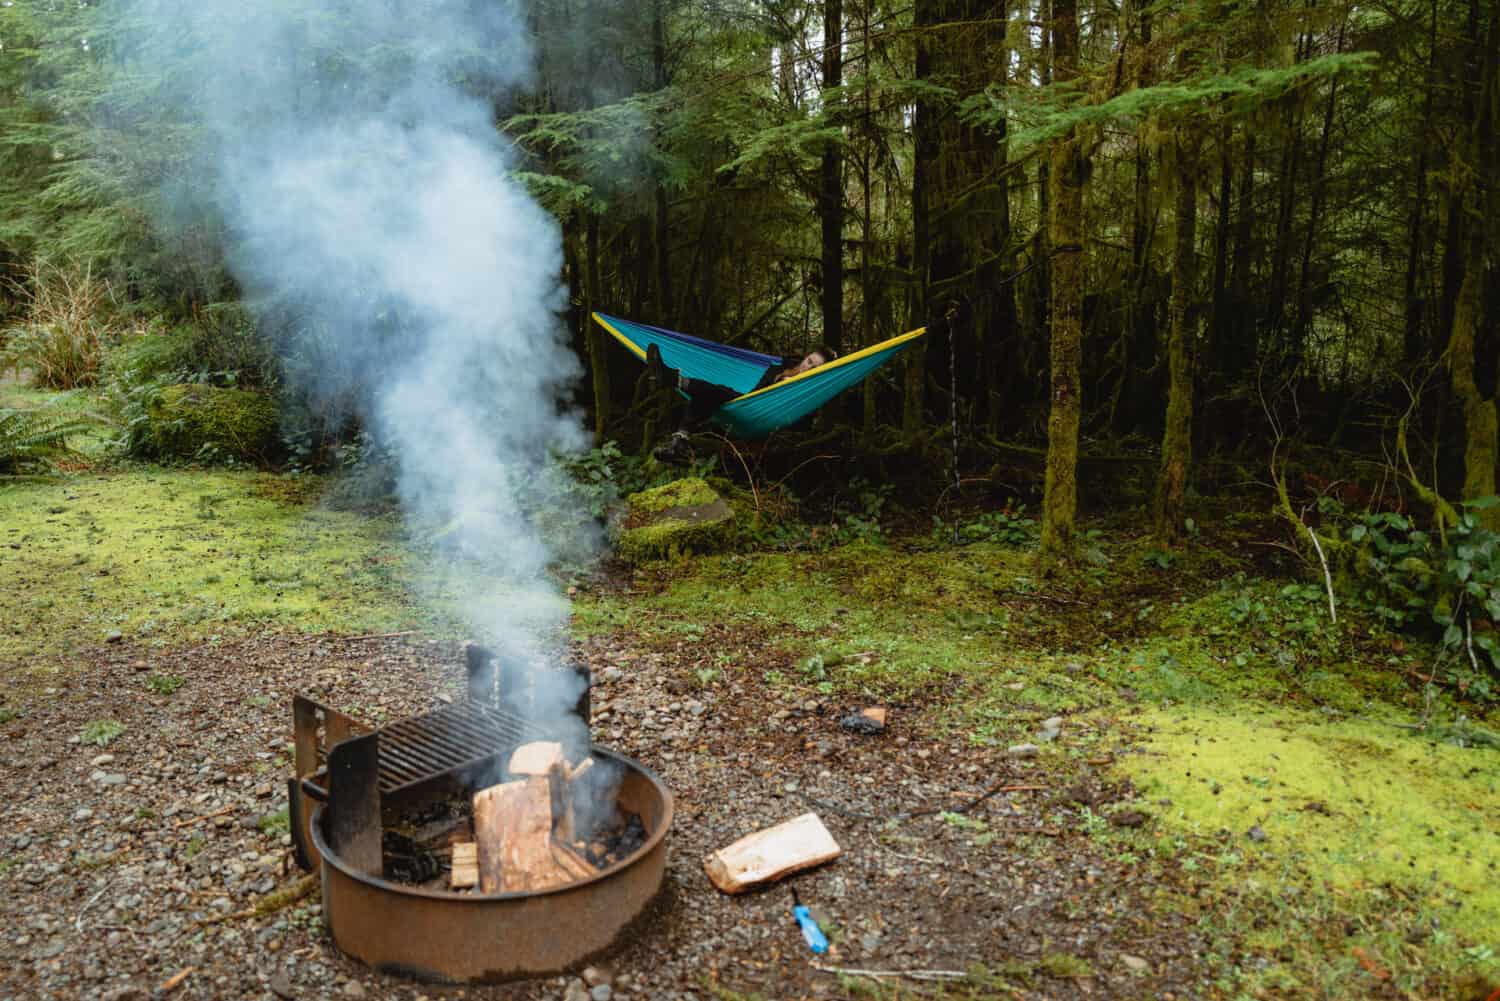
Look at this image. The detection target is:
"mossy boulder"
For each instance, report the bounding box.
[616,477,736,562]
[144,384,279,462]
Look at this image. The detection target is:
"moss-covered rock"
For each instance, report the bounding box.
[145,384,278,462]
[616,477,735,562]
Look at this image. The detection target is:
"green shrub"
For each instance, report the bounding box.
[1349,499,1500,700]
[125,383,279,463]
[107,301,279,389]
[1,260,120,389]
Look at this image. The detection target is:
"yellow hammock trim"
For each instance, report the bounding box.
[733,326,927,402]
[591,312,648,362]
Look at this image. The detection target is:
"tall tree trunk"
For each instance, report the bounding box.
[987,0,1018,435]
[1154,134,1199,544]
[1264,31,1311,358]
[1208,119,1233,379]
[1450,237,1495,505]
[1040,0,1083,560]
[860,0,877,440]
[1402,0,1438,366]
[1228,133,1256,373]
[820,0,845,356]
[586,213,609,438]
[905,0,934,433]
[1291,22,1346,355]
[652,0,673,325]
[1033,0,1053,369]
[1448,0,1499,510]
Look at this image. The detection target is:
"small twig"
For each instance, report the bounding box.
[769,452,839,493]
[75,883,109,932]
[813,964,968,983]
[341,630,418,642]
[702,432,760,513]
[1465,616,1480,674]
[158,967,195,993]
[1303,519,1337,624]
[173,805,235,829]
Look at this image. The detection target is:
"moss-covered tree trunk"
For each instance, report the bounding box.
[1040,0,1083,560]
[1446,0,1498,517]
[1448,251,1495,505]
[1154,133,1199,545]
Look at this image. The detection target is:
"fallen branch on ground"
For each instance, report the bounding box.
[1302,518,1337,624]
[172,805,235,829]
[813,964,968,983]
[196,874,316,927]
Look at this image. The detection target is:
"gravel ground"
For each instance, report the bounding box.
[0,630,1216,1001]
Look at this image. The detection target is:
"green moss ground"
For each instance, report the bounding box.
[577,532,1500,997]
[1,469,443,670]
[1122,706,1498,936]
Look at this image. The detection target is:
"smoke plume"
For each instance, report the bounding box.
[117,0,591,728]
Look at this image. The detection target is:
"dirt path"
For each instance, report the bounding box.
[0,630,1216,1001]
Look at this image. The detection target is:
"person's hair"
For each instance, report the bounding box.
[809,345,838,364]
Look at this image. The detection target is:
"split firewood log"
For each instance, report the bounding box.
[472,777,574,893]
[449,842,478,890]
[703,812,842,894]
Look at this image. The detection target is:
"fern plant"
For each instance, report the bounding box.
[0,407,92,472]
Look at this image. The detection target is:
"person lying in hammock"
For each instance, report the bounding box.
[646,342,837,464]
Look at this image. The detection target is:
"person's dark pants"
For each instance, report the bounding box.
[678,378,741,430]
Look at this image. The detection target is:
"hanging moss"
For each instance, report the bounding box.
[144,384,279,463]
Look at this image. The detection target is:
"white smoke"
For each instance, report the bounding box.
[115,0,592,727]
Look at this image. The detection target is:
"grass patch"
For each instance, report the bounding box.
[257,809,290,836]
[145,673,185,695]
[80,719,124,746]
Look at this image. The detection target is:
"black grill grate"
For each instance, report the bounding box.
[370,702,545,794]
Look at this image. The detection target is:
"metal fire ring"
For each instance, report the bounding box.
[309,747,674,983]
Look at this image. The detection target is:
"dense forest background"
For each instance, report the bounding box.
[1,0,1497,549]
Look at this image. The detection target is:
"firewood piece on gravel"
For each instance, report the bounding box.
[507,741,565,777]
[473,777,572,893]
[841,707,887,734]
[450,842,479,889]
[703,812,842,894]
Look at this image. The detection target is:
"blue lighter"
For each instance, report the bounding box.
[789,886,829,954]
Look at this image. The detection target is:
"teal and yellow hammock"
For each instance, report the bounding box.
[591,312,926,439]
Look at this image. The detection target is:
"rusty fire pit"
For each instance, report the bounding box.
[288,652,673,983]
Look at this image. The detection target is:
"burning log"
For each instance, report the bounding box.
[703,813,842,894]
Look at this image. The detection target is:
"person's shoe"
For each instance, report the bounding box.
[646,342,668,390]
[653,430,694,466]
